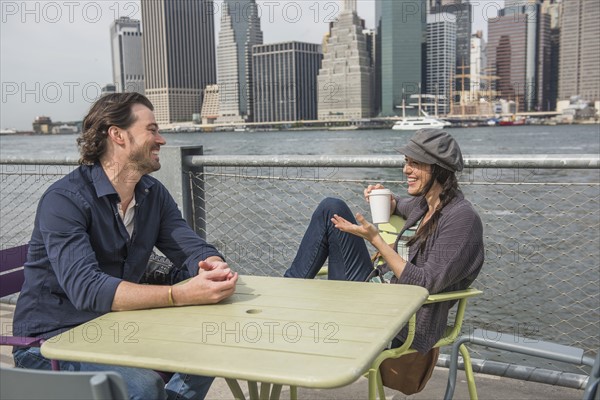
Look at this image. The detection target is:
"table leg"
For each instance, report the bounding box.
[259,382,270,400]
[224,379,285,400]
[248,381,259,399]
[269,384,282,400]
[225,378,247,400]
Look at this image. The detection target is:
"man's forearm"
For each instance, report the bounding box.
[112,281,171,311]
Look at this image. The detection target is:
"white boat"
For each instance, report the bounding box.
[392,116,451,130]
[392,90,451,130]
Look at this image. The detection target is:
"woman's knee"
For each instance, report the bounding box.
[316,197,352,218]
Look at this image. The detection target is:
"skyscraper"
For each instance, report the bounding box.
[253,42,322,123]
[110,17,144,94]
[317,0,372,120]
[217,0,263,123]
[470,31,487,96]
[488,3,551,111]
[558,0,600,102]
[426,13,456,115]
[375,0,426,117]
[430,0,472,95]
[542,0,562,111]
[141,0,216,125]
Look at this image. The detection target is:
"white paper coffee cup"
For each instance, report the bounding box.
[368,189,392,224]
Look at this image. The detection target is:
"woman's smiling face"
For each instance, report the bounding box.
[403,157,433,196]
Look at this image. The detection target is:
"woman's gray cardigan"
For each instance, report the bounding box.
[387,192,484,353]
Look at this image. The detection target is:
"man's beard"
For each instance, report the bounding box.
[127,133,160,175]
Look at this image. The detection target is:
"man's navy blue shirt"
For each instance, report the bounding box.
[13,162,223,339]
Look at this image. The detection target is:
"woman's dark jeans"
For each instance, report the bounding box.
[284,197,373,281]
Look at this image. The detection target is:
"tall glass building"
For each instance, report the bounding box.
[375,0,426,117]
[141,0,216,124]
[110,17,144,94]
[488,2,552,112]
[430,1,472,94]
[426,13,456,115]
[559,0,600,102]
[252,42,322,122]
[217,0,263,122]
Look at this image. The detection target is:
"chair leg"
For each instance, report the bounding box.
[459,344,478,400]
[376,368,386,400]
[225,378,246,399]
[289,385,297,400]
[367,368,378,400]
[444,337,466,400]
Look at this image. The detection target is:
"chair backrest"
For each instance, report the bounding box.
[0,366,129,400]
[0,244,28,298]
[377,215,406,245]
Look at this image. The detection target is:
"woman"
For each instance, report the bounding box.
[284,129,484,353]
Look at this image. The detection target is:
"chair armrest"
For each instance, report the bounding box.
[0,335,44,347]
[425,288,483,347]
[425,288,482,304]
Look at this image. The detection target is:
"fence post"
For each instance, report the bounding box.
[152,146,206,238]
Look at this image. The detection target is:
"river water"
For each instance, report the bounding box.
[1,124,599,370]
[1,124,599,158]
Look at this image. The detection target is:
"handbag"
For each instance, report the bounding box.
[379,347,440,395]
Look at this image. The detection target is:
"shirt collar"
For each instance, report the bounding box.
[90,162,117,199]
[88,162,156,200]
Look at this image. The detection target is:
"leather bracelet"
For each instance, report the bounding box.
[168,286,175,307]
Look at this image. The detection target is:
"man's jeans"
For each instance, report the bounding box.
[13,346,214,400]
[284,197,373,281]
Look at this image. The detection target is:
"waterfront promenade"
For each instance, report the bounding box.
[0,302,586,400]
[1,127,597,398]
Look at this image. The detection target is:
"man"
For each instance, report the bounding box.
[12,93,238,399]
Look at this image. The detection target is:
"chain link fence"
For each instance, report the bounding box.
[0,164,77,248]
[1,157,598,378]
[192,159,599,376]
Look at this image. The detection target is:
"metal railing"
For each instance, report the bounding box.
[183,154,600,382]
[1,153,599,384]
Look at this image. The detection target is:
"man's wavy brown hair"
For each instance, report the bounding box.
[77,93,154,165]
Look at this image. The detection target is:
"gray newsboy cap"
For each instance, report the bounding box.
[397,129,464,172]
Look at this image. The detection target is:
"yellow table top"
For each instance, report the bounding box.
[42,275,428,389]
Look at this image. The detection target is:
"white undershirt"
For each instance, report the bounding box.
[117,196,136,238]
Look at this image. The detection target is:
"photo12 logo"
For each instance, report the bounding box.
[2,82,104,104]
[1,2,141,24]
[201,320,339,344]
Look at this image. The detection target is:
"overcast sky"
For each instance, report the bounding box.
[0,0,502,130]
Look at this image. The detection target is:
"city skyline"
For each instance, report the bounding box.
[3,0,499,130]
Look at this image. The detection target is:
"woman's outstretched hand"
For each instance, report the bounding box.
[331,212,379,243]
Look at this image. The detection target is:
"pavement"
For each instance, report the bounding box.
[0,302,585,399]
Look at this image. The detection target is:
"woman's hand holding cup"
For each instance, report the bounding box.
[363,184,392,224]
[364,184,387,202]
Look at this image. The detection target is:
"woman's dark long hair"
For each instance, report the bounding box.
[406,164,460,251]
[77,93,154,165]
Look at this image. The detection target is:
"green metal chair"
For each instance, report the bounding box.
[367,288,481,400]
[313,215,482,400]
